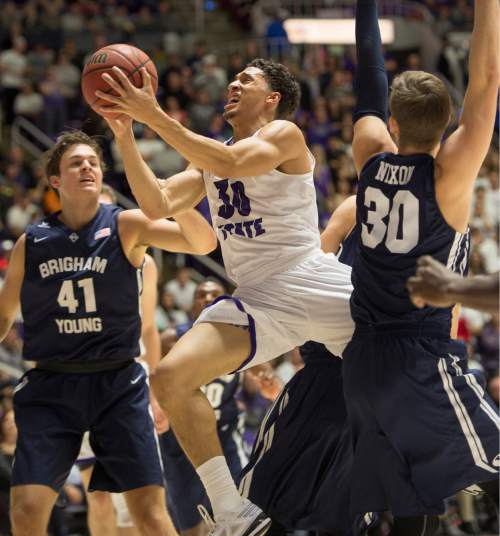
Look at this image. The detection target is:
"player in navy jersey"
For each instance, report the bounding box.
[0,126,217,536]
[76,184,167,536]
[160,278,246,536]
[239,196,358,536]
[344,1,499,534]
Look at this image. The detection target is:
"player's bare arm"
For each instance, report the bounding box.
[106,116,206,220]
[119,209,217,267]
[351,0,396,175]
[98,68,308,178]
[0,234,25,341]
[140,254,161,373]
[320,196,357,254]
[435,0,500,231]
[408,256,500,314]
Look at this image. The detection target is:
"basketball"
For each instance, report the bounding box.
[81,44,158,118]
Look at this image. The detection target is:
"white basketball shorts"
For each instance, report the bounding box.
[195,252,354,371]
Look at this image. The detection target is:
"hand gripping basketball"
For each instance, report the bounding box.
[95,67,160,124]
[81,43,158,120]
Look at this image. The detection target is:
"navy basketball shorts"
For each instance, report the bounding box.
[12,361,164,493]
[343,331,499,517]
[239,357,355,535]
[161,424,246,531]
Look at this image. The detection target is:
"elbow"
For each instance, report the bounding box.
[194,232,218,255]
[486,67,500,88]
[212,151,238,179]
[142,206,168,221]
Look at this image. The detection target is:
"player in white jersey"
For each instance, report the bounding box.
[96,58,354,536]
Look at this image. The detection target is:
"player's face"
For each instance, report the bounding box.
[192,281,224,319]
[52,144,103,200]
[223,67,278,123]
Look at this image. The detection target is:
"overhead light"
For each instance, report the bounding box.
[283,18,395,45]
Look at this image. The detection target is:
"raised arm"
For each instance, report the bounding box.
[436,1,500,208]
[0,235,25,341]
[107,116,206,220]
[320,195,357,254]
[99,70,308,179]
[352,0,396,174]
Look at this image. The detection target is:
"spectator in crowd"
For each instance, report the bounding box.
[164,267,197,313]
[477,314,500,378]
[156,289,189,332]
[5,187,39,238]
[0,36,28,126]
[13,81,44,125]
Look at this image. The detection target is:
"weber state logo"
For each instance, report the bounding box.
[87,52,108,65]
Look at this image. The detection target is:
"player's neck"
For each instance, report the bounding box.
[58,200,100,230]
[231,117,270,142]
[398,144,440,158]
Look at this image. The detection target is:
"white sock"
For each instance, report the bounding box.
[196,456,244,519]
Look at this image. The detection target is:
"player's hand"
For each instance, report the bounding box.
[150,391,169,434]
[246,364,283,401]
[407,255,459,308]
[96,67,163,124]
[103,114,133,139]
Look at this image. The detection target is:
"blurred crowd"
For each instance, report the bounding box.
[0,1,498,534]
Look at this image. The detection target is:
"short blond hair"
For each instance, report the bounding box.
[390,71,452,150]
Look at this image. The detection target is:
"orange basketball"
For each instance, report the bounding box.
[81,44,158,118]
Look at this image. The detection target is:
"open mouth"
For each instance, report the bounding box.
[226,94,241,107]
[79,176,95,184]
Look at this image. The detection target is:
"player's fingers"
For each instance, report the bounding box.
[410,293,425,308]
[101,72,124,93]
[95,89,121,103]
[416,255,432,267]
[98,105,127,116]
[111,66,132,88]
[140,67,151,89]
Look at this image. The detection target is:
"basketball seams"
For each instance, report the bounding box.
[84,58,156,108]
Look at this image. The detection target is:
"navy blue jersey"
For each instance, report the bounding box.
[21,204,142,363]
[176,321,242,429]
[338,225,357,267]
[351,153,469,329]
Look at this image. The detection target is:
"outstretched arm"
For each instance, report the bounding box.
[98,69,307,179]
[122,209,217,256]
[407,256,499,314]
[0,235,25,342]
[320,195,357,254]
[436,1,500,203]
[352,0,396,174]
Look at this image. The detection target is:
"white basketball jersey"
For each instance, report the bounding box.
[203,140,321,287]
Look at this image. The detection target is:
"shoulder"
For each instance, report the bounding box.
[258,120,305,144]
[117,208,147,227]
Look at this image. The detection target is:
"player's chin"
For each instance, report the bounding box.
[222,109,237,122]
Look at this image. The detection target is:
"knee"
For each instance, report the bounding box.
[10,497,42,533]
[152,358,194,404]
[87,490,114,518]
[134,504,171,534]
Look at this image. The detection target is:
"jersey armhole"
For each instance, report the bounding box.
[359,152,386,177]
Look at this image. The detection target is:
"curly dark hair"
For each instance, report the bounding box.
[44,130,106,179]
[247,58,300,119]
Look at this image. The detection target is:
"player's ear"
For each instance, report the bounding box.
[48,174,61,191]
[388,116,399,141]
[266,91,281,107]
